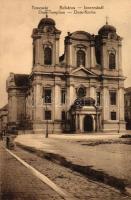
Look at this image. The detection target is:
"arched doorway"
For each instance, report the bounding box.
[84,115,93,132]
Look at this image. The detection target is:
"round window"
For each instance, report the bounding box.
[77,87,86,98]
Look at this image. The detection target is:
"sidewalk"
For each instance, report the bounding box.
[15,133,131,190]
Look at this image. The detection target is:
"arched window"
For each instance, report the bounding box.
[44,47,52,65]
[77,50,85,67]
[109,53,116,69]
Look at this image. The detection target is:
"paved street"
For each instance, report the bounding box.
[5,143,131,199]
[1,136,131,200]
[0,143,63,200]
[15,133,131,187]
[14,145,131,199]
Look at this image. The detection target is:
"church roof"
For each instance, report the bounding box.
[38,17,56,29]
[14,74,29,87]
[69,31,91,40]
[98,23,116,36]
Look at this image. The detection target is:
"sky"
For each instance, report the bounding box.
[0,0,131,107]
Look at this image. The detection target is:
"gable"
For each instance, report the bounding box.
[71,67,97,78]
[72,69,90,77]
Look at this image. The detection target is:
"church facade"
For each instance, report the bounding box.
[6,16,126,134]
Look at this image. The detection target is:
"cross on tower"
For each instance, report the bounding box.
[106,16,109,25]
[46,12,48,18]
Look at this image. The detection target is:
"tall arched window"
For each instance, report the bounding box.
[109,53,116,69]
[77,50,85,67]
[44,47,52,65]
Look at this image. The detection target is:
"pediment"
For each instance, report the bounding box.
[71,67,97,78]
[70,31,91,40]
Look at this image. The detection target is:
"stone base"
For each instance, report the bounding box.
[102,120,126,133]
[32,120,63,134]
[30,120,126,134]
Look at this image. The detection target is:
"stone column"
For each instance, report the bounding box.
[67,85,75,109]
[55,39,59,65]
[79,115,83,132]
[102,87,109,121]
[75,114,80,132]
[101,40,107,70]
[70,44,72,66]
[8,93,17,122]
[92,115,95,131]
[39,39,43,65]
[66,43,72,66]
[118,41,122,72]
[118,88,124,121]
[34,84,42,121]
[52,43,55,66]
[35,38,40,65]
[99,114,102,130]
[90,86,96,100]
[54,84,61,120]
[90,40,96,68]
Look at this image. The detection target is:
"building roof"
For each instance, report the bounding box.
[38,17,56,29]
[70,31,91,40]
[98,23,116,36]
[14,74,29,87]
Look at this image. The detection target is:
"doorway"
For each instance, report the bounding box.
[84,115,93,132]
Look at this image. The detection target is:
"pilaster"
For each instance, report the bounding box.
[101,40,107,71]
[34,84,42,121]
[67,84,75,109]
[118,87,124,121]
[118,41,122,73]
[8,93,17,122]
[54,84,61,120]
[35,38,40,65]
[102,87,109,121]
[90,40,96,68]
[55,38,59,65]
[90,86,96,100]
[66,42,72,66]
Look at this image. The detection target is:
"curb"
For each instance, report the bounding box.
[16,142,130,196]
[5,147,76,200]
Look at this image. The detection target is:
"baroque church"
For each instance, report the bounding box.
[6,16,126,134]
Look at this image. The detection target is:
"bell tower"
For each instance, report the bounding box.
[98,20,123,76]
[32,15,61,69]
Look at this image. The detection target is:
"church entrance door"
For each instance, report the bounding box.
[84,115,93,132]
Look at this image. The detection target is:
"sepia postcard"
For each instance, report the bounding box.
[0,0,131,199]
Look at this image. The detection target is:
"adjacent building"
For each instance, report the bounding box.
[6,16,126,134]
[125,87,131,129]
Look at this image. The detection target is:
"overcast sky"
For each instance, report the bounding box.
[0,0,131,107]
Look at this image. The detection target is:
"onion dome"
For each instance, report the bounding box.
[98,20,116,36]
[38,15,55,29]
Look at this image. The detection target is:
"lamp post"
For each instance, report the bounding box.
[45,100,48,138]
[45,95,50,138]
[94,104,99,132]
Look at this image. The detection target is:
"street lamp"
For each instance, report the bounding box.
[45,95,50,138]
[94,104,99,132]
[45,100,48,138]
